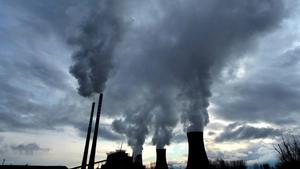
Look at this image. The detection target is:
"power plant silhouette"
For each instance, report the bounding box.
[75,93,209,169]
[0,93,209,169]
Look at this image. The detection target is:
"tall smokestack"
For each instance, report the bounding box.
[186,132,209,169]
[81,102,95,169]
[88,93,103,169]
[155,149,168,169]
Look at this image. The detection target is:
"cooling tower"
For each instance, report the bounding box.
[155,149,168,169]
[134,154,143,166]
[133,154,146,169]
[186,132,209,169]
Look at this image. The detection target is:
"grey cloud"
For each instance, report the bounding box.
[0,142,8,155]
[0,0,97,135]
[0,53,70,90]
[207,143,276,163]
[0,68,92,133]
[75,121,123,141]
[100,127,124,141]
[172,133,187,143]
[274,118,298,125]
[0,51,121,141]
[215,123,281,142]
[212,46,300,125]
[0,83,78,130]
[278,47,300,67]
[0,1,84,132]
[0,136,4,154]
[10,143,49,155]
[3,0,85,39]
[242,143,277,163]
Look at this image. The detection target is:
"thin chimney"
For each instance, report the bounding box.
[186,132,209,169]
[88,93,103,169]
[155,149,168,169]
[81,102,95,169]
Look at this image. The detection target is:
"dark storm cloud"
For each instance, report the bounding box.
[11,143,49,155]
[212,46,300,125]
[215,123,281,142]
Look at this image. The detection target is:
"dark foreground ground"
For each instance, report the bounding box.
[0,166,68,169]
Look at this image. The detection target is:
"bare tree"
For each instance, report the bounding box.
[251,163,273,169]
[274,134,300,169]
[209,159,246,169]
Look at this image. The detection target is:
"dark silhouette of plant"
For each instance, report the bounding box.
[274,134,300,169]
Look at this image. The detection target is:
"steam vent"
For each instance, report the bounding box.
[186,132,209,169]
[155,149,168,169]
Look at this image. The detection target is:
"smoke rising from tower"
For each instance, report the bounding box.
[69,0,124,97]
[70,0,286,154]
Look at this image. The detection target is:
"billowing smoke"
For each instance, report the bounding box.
[112,89,178,152]
[110,0,285,150]
[151,92,177,149]
[112,101,154,156]
[136,0,285,133]
[69,0,124,97]
[70,0,286,154]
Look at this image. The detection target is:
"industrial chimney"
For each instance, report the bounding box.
[81,102,95,169]
[155,149,168,169]
[186,132,209,169]
[88,93,103,169]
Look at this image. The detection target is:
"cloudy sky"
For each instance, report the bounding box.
[0,0,300,167]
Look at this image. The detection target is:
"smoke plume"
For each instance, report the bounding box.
[70,0,286,153]
[69,0,124,97]
[110,0,285,151]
